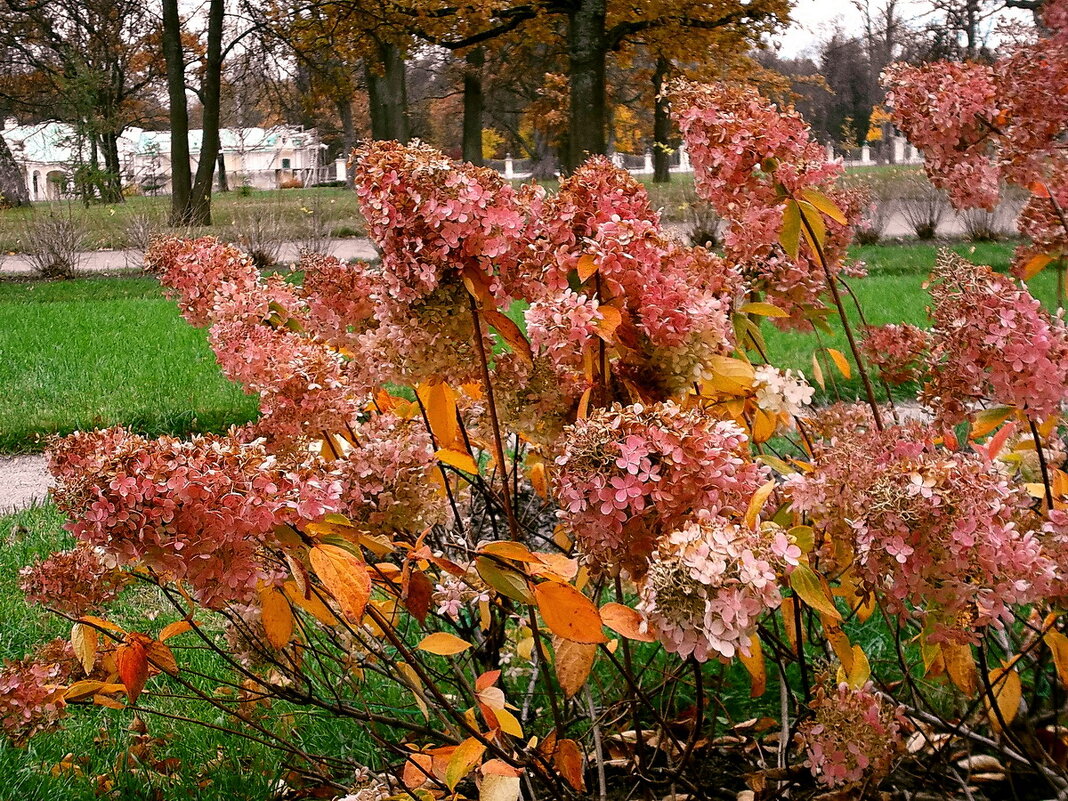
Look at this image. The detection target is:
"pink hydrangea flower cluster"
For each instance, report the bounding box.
[48,427,342,607]
[860,323,930,386]
[800,682,906,788]
[332,412,447,534]
[523,158,739,384]
[787,422,1053,642]
[145,237,261,327]
[0,654,70,745]
[19,544,127,617]
[354,139,527,304]
[636,512,795,661]
[923,252,1068,424]
[883,62,1000,209]
[885,5,1068,265]
[553,402,767,575]
[672,81,865,328]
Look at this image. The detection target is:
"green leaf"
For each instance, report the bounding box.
[779,200,801,260]
[475,557,533,604]
[789,563,841,621]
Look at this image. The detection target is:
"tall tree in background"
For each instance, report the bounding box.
[162,0,225,225]
[0,0,162,203]
[0,133,29,206]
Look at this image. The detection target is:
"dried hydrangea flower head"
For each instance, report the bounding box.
[636,512,798,661]
[672,81,866,329]
[800,681,906,788]
[787,422,1054,642]
[924,251,1068,424]
[860,323,930,386]
[553,402,766,575]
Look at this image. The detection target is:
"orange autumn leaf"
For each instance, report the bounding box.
[309,544,371,623]
[533,582,607,644]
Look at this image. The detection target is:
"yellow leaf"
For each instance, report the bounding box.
[576,254,598,283]
[259,587,295,650]
[739,301,790,318]
[943,642,978,695]
[158,620,193,642]
[436,448,479,474]
[810,352,825,390]
[599,602,655,642]
[797,200,827,251]
[737,636,767,698]
[745,479,777,528]
[534,582,608,644]
[800,189,848,224]
[827,348,852,379]
[476,556,533,604]
[703,355,756,395]
[481,766,521,801]
[1046,630,1068,687]
[789,563,841,621]
[445,736,486,790]
[554,639,597,699]
[417,632,472,656]
[71,623,97,676]
[1022,252,1054,280]
[846,644,870,688]
[492,707,524,738]
[985,664,1022,732]
[969,406,1015,440]
[417,381,460,450]
[595,305,623,341]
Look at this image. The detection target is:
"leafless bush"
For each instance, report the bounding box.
[898,173,948,240]
[956,185,1027,242]
[681,190,721,248]
[20,213,86,279]
[294,199,336,258]
[122,212,166,270]
[844,172,901,244]
[232,210,285,269]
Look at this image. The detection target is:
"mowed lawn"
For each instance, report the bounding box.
[0,239,1059,452]
[0,277,259,452]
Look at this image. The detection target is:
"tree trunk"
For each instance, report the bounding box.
[100,132,124,203]
[652,55,672,184]
[187,0,224,226]
[531,129,557,181]
[566,0,608,171]
[217,153,229,192]
[462,47,485,166]
[0,134,29,207]
[338,98,356,188]
[162,0,193,225]
[366,42,410,143]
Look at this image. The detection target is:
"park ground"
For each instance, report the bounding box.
[0,182,1051,799]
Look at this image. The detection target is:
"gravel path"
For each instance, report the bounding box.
[0,454,51,514]
[0,238,379,276]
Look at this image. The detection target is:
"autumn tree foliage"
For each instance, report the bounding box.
[10,7,1068,795]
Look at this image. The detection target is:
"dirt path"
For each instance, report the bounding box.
[0,454,50,515]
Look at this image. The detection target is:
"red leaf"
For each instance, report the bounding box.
[116,640,149,704]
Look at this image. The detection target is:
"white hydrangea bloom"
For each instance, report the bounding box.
[753,365,815,422]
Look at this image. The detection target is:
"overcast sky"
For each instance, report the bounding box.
[772,0,1034,58]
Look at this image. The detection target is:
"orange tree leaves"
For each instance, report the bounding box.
[309,544,371,623]
[533,581,607,644]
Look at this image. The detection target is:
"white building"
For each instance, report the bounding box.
[1,119,328,201]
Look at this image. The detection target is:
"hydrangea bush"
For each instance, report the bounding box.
[9,7,1068,795]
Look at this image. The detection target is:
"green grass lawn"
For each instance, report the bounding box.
[0,238,1056,453]
[0,276,259,452]
[0,187,366,253]
[0,505,396,800]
